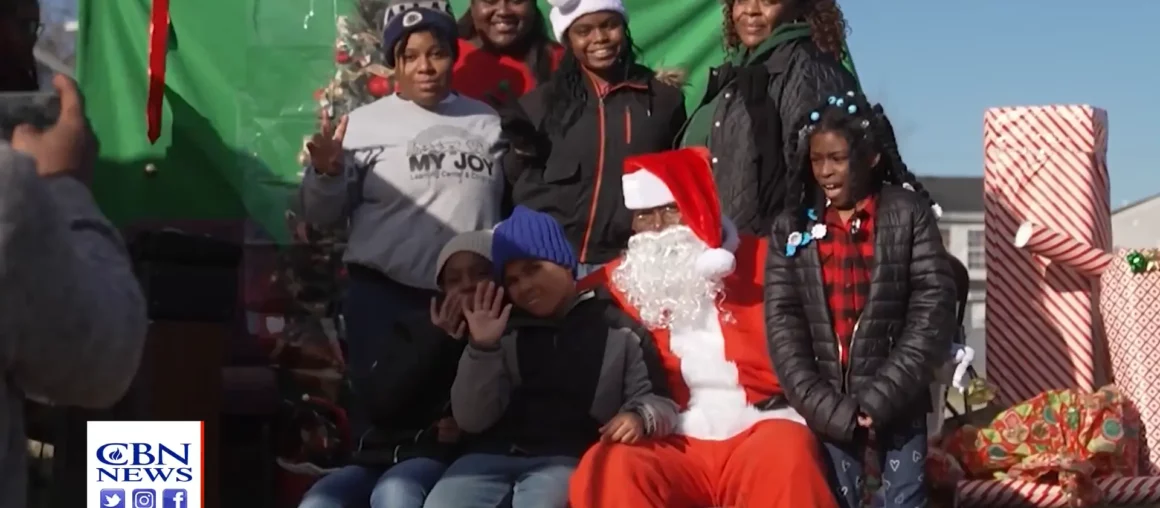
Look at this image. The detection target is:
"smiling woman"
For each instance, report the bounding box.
[455,0,564,105]
[502,0,688,278]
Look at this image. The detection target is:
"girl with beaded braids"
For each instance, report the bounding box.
[677,0,861,236]
[764,92,957,508]
[499,0,687,278]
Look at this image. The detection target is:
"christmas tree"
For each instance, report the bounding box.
[297,0,394,167]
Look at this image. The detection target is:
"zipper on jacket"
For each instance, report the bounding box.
[842,317,861,394]
[578,94,607,263]
[624,107,632,144]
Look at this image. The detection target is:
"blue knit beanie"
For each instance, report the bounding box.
[382,2,459,68]
[492,206,577,279]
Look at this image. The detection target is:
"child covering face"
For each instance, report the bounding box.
[764,92,957,508]
[423,206,679,508]
[299,230,494,508]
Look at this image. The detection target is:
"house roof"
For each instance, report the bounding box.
[918,176,984,213]
[1114,192,1160,215]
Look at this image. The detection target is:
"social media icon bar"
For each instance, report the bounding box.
[100,489,126,508]
[162,489,188,508]
[131,489,156,508]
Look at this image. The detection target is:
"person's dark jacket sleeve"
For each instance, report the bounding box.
[764,222,859,443]
[855,203,957,427]
[774,45,859,162]
[667,94,688,149]
[359,317,465,430]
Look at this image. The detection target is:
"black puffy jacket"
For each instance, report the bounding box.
[350,315,466,467]
[686,27,857,235]
[763,186,956,443]
[501,65,686,265]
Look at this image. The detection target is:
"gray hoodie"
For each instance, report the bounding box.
[0,143,147,508]
[298,94,506,291]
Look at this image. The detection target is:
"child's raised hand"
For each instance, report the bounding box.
[856,413,873,428]
[462,281,512,347]
[430,293,467,339]
[600,412,645,444]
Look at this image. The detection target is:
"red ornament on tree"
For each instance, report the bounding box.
[367,75,391,98]
[335,49,351,64]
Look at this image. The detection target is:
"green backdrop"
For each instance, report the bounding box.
[76,0,727,243]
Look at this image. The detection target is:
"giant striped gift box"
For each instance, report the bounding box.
[1100,251,1160,475]
[983,105,1111,406]
[957,476,1160,507]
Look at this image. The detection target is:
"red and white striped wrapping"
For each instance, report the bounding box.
[1014,221,1114,277]
[957,476,1160,507]
[1100,252,1160,475]
[984,105,1111,406]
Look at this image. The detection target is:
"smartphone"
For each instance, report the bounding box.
[0,91,60,141]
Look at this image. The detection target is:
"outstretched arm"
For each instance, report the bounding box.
[0,146,147,408]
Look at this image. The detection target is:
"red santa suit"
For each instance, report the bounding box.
[569,148,836,508]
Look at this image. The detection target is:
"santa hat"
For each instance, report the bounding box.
[547,0,627,43]
[621,147,740,280]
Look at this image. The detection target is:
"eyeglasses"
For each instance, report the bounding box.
[631,205,683,231]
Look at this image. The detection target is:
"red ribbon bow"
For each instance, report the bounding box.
[146,0,170,143]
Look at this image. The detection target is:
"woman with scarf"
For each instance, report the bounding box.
[679,0,860,235]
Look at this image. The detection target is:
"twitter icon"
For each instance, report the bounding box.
[99,489,126,508]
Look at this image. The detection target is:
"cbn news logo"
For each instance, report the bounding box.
[88,421,203,508]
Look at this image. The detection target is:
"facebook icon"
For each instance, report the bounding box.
[161,489,187,508]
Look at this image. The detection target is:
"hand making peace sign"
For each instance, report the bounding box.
[305,110,349,176]
[462,281,513,348]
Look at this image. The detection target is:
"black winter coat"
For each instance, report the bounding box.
[350,315,466,467]
[764,186,957,443]
[695,33,857,235]
[501,65,686,264]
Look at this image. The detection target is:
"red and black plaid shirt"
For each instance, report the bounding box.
[817,197,876,365]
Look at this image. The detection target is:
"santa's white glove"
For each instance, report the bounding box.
[949,343,975,393]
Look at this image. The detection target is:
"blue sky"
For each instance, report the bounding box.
[841,0,1158,208]
[48,0,1157,207]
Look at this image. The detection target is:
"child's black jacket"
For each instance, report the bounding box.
[764,185,956,443]
[350,314,465,467]
[450,288,677,458]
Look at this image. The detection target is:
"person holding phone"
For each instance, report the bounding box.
[0,72,148,508]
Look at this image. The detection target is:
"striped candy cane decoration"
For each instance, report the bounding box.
[1013,221,1113,277]
[957,477,1160,507]
[983,105,1110,406]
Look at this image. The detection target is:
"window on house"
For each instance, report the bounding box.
[967,229,985,270]
[939,228,951,250]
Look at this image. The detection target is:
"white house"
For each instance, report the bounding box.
[921,176,988,375]
[1112,192,1160,249]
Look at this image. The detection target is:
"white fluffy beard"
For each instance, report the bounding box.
[612,225,724,330]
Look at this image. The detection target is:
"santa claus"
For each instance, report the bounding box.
[569,147,836,507]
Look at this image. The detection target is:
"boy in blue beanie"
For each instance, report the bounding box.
[422,206,678,508]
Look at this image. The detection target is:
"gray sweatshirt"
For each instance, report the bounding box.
[299,94,506,290]
[0,143,148,508]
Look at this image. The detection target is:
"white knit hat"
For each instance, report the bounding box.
[434,230,493,287]
[546,0,627,43]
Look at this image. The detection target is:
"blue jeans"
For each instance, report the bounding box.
[422,453,578,508]
[298,458,448,508]
[343,266,436,433]
[823,418,928,508]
